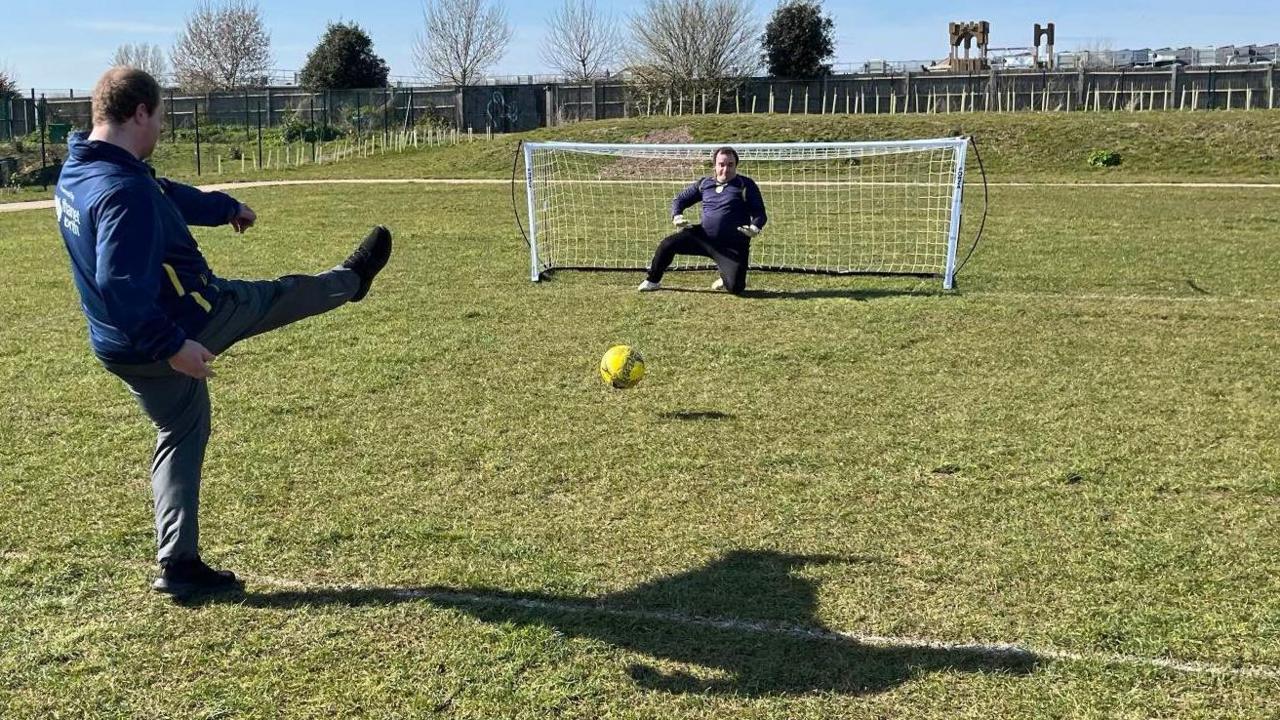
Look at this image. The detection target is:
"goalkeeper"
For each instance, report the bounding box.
[638,146,767,295]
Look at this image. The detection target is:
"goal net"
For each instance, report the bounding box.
[522,138,970,288]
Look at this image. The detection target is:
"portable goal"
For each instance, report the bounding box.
[521,137,972,289]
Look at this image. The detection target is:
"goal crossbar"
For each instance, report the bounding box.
[523,138,970,289]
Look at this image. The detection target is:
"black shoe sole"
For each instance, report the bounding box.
[152,577,244,598]
[346,226,393,302]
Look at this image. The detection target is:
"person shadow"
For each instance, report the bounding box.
[657,409,734,421]
[182,550,1038,696]
[739,287,944,301]
[660,286,943,301]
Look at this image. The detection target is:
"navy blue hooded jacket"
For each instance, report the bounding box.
[55,132,240,364]
[670,175,767,242]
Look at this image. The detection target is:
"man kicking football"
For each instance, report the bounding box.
[54,66,393,597]
[638,146,767,295]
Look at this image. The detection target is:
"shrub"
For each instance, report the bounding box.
[281,113,343,143]
[281,114,309,143]
[1087,149,1122,167]
[413,107,452,131]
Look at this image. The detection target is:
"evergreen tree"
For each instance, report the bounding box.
[761,0,836,78]
[300,22,390,90]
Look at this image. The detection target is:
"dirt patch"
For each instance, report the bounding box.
[631,127,695,144]
[595,126,703,180]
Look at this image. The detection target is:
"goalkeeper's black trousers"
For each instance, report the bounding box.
[646,225,750,294]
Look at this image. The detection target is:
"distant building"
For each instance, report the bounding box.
[1051,43,1273,69]
[845,40,1276,74]
[1220,44,1280,65]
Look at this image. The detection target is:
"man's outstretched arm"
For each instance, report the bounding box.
[154,178,248,229]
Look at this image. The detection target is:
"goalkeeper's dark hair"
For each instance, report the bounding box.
[712,146,739,164]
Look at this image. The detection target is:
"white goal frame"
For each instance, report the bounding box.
[523,138,969,289]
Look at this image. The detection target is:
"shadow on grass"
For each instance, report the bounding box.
[658,287,937,301]
[182,550,1038,696]
[744,287,946,301]
[658,409,734,421]
[539,270,944,302]
[1186,279,1210,295]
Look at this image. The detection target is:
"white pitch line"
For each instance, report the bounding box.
[0,179,511,214]
[6,177,1280,214]
[991,181,1280,189]
[8,180,1280,308]
[173,178,1280,191]
[193,178,508,192]
[250,575,1280,681]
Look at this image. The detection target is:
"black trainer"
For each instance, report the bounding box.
[342,225,393,302]
[152,556,244,597]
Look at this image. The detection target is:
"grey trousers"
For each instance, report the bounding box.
[103,267,360,563]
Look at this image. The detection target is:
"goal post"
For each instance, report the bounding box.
[522,138,971,289]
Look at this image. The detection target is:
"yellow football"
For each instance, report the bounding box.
[600,345,646,389]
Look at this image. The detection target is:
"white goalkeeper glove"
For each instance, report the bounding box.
[673,214,690,228]
[737,224,761,238]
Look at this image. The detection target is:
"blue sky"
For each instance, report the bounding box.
[3,1,1276,91]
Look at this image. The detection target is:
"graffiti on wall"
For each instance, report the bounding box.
[485,91,520,132]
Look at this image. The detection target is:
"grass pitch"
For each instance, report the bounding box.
[0,115,1278,718]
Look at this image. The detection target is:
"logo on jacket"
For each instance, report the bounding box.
[54,193,82,236]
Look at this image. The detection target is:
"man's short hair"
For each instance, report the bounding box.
[92,67,162,126]
[713,146,739,164]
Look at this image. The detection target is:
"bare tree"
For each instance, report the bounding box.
[112,43,169,80]
[412,0,513,86]
[540,0,619,82]
[627,0,760,96]
[171,0,272,91]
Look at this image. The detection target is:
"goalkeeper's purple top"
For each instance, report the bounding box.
[671,175,767,242]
